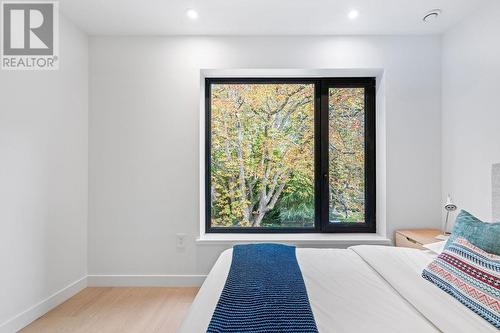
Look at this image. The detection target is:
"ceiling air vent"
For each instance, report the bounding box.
[423,9,442,23]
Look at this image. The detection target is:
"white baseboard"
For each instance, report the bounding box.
[87,274,206,287]
[0,276,87,333]
[0,274,204,332]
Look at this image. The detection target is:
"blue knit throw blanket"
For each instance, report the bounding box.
[207,243,318,333]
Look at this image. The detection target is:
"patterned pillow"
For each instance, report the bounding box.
[445,210,500,255]
[422,237,500,328]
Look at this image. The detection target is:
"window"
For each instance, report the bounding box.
[205,78,375,233]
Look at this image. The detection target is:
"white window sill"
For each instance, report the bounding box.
[196,233,391,246]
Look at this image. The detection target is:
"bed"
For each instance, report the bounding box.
[179,245,497,333]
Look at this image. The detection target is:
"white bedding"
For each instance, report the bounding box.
[178,245,497,333]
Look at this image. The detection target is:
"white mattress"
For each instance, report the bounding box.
[178,246,497,333]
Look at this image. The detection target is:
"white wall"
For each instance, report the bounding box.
[89,35,442,277]
[442,2,500,222]
[0,16,88,331]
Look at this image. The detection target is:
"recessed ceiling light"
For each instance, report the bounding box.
[348,10,359,20]
[186,9,199,20]
[423,9,441,23]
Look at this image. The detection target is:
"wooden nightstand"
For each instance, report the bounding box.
[395,229,443,249]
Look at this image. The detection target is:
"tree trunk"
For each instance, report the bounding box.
[253,211,266,227]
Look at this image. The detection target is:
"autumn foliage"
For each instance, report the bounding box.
[210,83,364,228]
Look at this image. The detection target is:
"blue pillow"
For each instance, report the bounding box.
[445,210,500,255]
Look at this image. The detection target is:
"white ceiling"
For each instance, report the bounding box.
[60,0,491,36]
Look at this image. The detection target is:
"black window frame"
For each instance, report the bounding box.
[205,77,376,233]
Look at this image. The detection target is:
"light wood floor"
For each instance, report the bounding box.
[20,287,199,333]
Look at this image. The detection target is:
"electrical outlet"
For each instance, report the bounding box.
[176,233,187,249]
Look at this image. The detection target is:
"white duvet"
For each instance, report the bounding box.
[178,245,497,333]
